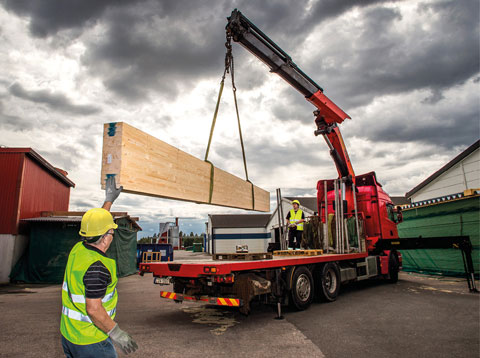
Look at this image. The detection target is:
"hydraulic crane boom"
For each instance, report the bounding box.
[226,9,355,180]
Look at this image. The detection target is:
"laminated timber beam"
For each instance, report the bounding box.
[100,122,270,212]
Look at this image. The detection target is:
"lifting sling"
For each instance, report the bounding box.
[204,33,255,208]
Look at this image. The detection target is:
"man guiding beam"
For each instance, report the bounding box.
[60,177,138,357]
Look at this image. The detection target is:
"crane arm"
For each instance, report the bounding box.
[226,9,354,180]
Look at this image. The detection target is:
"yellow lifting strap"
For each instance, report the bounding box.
[204,34,255,209]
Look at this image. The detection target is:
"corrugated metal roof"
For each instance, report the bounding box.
[209,214,271,228]
[390,196,411,206]
[406,140,479,198]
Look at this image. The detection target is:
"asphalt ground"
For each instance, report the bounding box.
[0,252,478,358]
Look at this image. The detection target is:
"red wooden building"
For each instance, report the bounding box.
[0,148,75,282]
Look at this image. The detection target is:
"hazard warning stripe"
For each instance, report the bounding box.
[160,291,179,300]
[159,291,241,307]
[216,298,240,307]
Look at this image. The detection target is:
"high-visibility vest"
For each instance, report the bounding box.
[289,209,304,231]
[60,242,118,345]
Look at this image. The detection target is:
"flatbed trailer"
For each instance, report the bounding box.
[139,250,399,315]
[139,235,476,316]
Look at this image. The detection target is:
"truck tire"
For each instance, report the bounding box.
[387,252,399,283]
[289,266,314,310]
[316,262,340,302]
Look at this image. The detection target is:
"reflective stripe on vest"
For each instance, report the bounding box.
[62,281,116,304]
[289,209,304,231]
[62,306,116,324]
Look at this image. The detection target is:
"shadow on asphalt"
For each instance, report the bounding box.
[0,283,57,294]
[338,277,393,296]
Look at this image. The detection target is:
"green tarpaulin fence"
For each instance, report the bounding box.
[10,218,138,284]
[398,196,479,277]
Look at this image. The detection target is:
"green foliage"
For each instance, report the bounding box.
[138,232,205,247]
[182,234,203,248]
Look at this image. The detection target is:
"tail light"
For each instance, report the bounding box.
[204,266,217,273]
[214,274,235,284]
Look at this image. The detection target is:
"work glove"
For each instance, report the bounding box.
[105,176,123,203]
[108,323,138,354]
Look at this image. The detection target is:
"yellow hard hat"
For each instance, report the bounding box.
[79,208,118,237]
[292,200,300,205]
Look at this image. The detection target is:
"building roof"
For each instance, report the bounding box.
[390,196,411,206]
[0,147,75,187]
[284,197,317,212]
[406,140,479,198]
[22,211,142,231]
[209,214,271,228]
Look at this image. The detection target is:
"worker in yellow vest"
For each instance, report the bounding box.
[286,199,305,249]
[60,177,138,357]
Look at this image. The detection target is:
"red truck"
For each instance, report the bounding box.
[139,10,477,315]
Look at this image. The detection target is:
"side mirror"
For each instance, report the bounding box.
[395,206,403,224]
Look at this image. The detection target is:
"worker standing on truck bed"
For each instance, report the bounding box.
[60,177,138,357]
[286,200,305,249]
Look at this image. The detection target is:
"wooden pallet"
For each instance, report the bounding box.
[213,252,273,261]
[273,249,323,256]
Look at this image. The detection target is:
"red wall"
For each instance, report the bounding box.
[19,156,71,222]
[0,153,24,234]
[0,152,72,234]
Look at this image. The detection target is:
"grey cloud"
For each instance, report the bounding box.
[1,0,396,103]
[81,1,228,102]
[9,83,101,115]
[76,136,97,151]
[365,110,479,150]
[281,188,317,198]
[42,143,86,171]
[70,199,97,210]
[0,102,35,131]
[309,1,480,109]
[271,88,319,123]
[1,0,136,38]
[211,138,331,176]
[237,0,396,45]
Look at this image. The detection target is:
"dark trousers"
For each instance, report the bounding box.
[288,229,302,249]
[62,335,117,358]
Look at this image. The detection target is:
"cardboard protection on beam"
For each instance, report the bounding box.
[100,122,270,212]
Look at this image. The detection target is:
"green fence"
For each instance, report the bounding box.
[398,196,479,277]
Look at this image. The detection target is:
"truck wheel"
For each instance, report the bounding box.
[388,252,399,283]
[289,266,314,310]
[317,263,340,302]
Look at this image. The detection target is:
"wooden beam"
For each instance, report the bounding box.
[100,122,270,212]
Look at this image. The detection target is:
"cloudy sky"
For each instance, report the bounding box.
[1,0,478,237]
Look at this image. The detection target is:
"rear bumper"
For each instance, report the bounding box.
[160,291,243,307]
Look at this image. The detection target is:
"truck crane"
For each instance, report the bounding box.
[139,9,477,316]
[225,9,399,254]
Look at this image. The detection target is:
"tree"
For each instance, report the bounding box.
[183,237,194,248]
[138,237,152,244]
